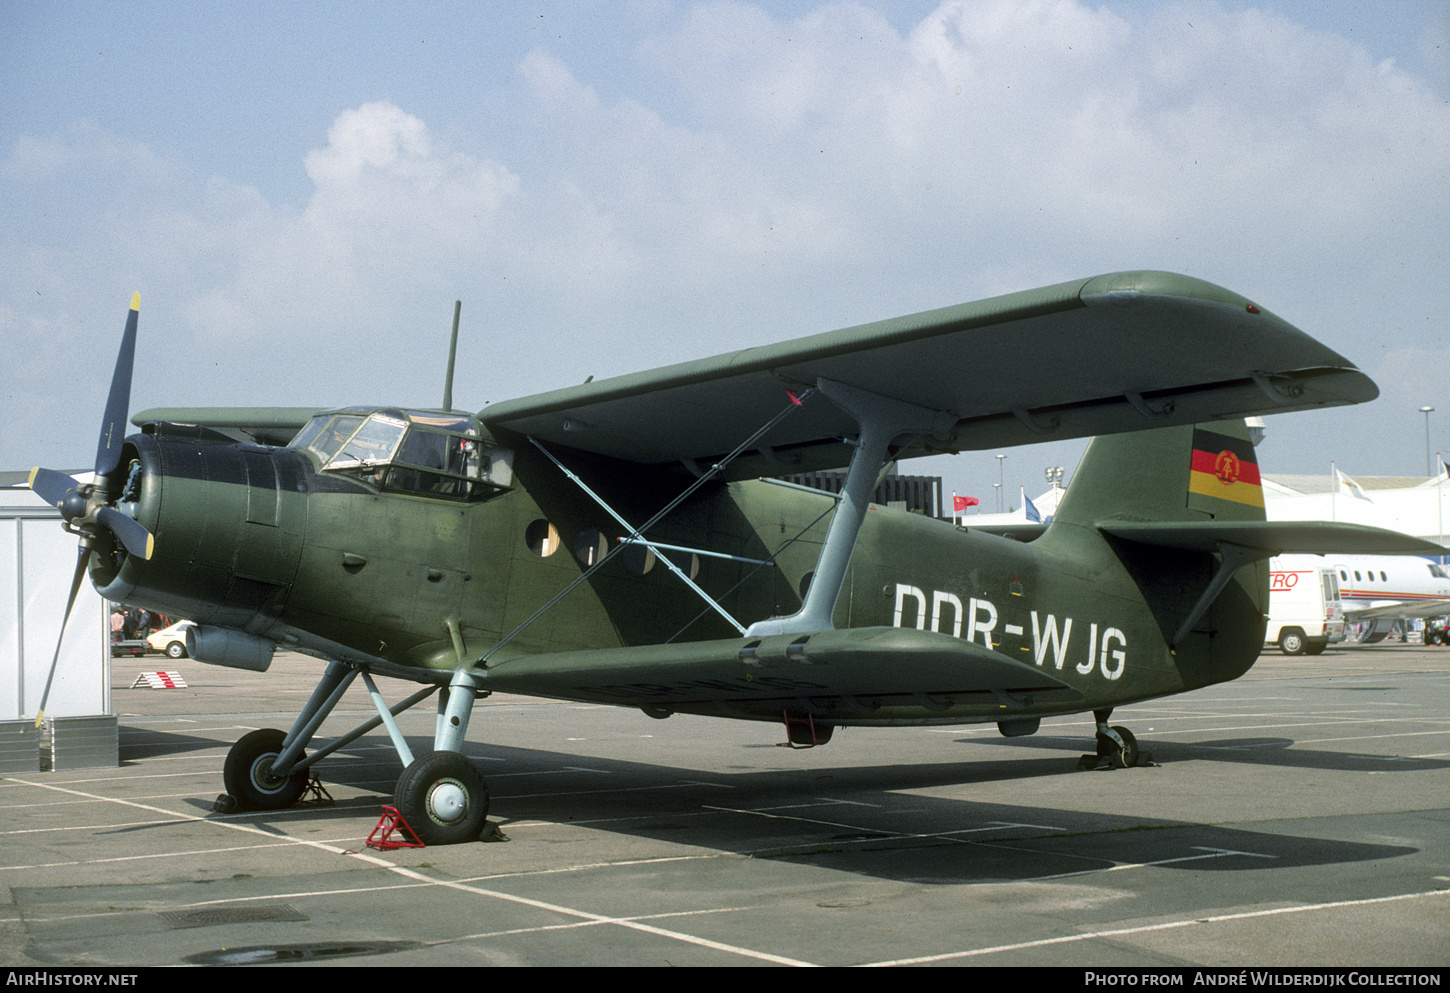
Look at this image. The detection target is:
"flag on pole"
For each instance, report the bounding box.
[953,494,978,512]
[1023,489,1041,523]
[1334,466,1371,501]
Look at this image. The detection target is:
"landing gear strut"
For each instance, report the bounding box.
[218,660,493,844]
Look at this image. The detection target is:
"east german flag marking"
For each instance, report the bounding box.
[1188,428,1263,508]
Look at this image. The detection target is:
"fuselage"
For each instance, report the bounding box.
[95,407,1270,727]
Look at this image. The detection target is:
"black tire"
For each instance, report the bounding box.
[223,728,308,810]
[1279,628,1307,655]
[1096,726,1139,769]
[165,641,187,659]
[394,752,489,845]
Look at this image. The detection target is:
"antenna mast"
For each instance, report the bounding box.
[443,300,461,411]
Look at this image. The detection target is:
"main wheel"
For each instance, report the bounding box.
[394,752,489,845]
[223,728,308,810]
[1096,725,1139,769]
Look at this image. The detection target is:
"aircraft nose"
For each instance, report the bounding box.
[93,431,307,631]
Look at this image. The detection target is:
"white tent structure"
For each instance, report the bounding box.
[1,480,116,771]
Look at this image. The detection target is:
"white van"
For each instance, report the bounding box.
[1266,559,1344,655]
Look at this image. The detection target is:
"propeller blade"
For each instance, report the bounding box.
[97,506,154,560]
[94,292,139,479]
[34,547,91,728]
[27,467,82,508]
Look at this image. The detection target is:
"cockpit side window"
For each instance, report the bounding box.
[307,415,365,461]
[328,414,408,469]
[291,408,513,502]
[383,429,511,501]
[288,416,330,453]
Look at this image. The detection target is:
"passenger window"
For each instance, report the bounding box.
[574,528,608,566]
[526,520,560,556]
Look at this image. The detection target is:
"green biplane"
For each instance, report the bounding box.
[29,272,1440,844]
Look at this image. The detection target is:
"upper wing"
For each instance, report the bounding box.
[481,271,1375,480]
[130,407,325,446]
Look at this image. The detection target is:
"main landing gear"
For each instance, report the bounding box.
[217,661,492,845]
[1077,708,1152,770]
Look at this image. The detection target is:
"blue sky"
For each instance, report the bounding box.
[3,0,1447,504]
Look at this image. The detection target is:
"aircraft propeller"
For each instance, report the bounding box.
[27,292,155,727]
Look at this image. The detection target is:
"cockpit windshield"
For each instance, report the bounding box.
[289,408,513,501]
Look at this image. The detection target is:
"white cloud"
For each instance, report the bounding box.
[184,102,521,340]
[2,1,1446,479]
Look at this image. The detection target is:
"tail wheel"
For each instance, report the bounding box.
[394,752,489,845]
[1096,726,1139,769]
[224,728,308,810]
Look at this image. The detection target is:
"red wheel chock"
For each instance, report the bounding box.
[366,805,425,849]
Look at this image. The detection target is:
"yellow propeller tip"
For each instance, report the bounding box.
[130,291,140,311]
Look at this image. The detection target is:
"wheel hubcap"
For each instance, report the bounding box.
[429,780,467,823]
[252,755,285,792]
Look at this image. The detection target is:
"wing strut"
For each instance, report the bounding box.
[471,389,815,667]
[529,437,750,634]
[1171,542,1261,646]
[746,378,955,636]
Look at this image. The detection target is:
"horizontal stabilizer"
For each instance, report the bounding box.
[481,626,1082,716]
[1098,520,1445,556]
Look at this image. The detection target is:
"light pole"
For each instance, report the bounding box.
[1421,407,1435,478]
[996,454,1005,512]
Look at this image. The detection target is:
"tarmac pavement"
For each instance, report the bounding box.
[2,642,1447,968]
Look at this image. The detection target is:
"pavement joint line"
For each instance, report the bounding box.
[0,818,202,836]
[435,903,763,946]
[504,781,722,799]
[1026,845,1277,882]
[376,864,822,966]
[1287,730,1450,745]
[7,838,356,872]
[9,775,817,968]
[864,888,1450,967]
[700,804,1074,847]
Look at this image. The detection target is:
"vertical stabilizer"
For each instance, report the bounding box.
[1048,419,1269,684]
[1052,419,1266,529]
